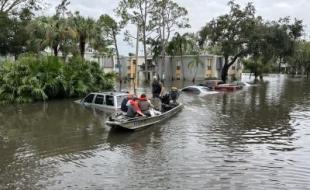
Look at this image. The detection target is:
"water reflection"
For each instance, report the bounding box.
[1,75,310,189]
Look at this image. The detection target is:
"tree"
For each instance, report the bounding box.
[288,41,310,78]
[98,14,123,90]
[245,17,303,80]
[27,15,76,57]
[69,11,96,58]
[267,18,303,73]
[26,0,76,57]
[0,0,41,14]
[151,0,190,79]
[188,54,204,84]
[199,1,257,83]
[166,32,193,80]
[147,38,162,72]
[116,0,156,82]
[0,12,11,55]
[0,7,33,58]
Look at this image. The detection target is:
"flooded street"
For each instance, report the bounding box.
[1,75,310,189]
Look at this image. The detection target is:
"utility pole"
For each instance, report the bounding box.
[134,24,139,95]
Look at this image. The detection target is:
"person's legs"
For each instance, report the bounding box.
[151,97,162,111]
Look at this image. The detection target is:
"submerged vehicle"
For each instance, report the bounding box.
[181,85,218,95]
[106,103,183,130]
[75,92,128,111]
[214,84,243,91]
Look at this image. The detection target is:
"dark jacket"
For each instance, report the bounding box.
[121,97,129,112]
[152,81,162,98]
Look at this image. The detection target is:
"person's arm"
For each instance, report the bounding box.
[148,99,154,108]
[159,83,165,97]
[136,110,146,117]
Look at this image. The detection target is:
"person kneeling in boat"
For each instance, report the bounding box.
[139,94,161,117]
[138,94,154,116]
[126,96,145,118]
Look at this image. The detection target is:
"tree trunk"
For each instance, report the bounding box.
[221,52,244,83]
[160,4,166,81]
[221,56,229,83]
[143,1,148,83]
[193,67,198,84]
[79,36,86,59]
[143,32,148,82]
[254,70,260,83]
[180,46,185,81]
[53,45,58,57]
[113,32,122,91]
[170,56,174,80]
[134,25,139,95]
[259,74,263,81]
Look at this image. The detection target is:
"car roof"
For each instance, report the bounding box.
[89,91,129,96]
[183,85,208,90]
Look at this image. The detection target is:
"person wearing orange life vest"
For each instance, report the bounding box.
[126,96,145,118]
[138,94,154,116]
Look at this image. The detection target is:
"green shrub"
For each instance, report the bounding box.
[0,54,115,104]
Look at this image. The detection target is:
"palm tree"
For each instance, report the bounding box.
[97,14,123,90]
[188,54,204,84]
[166,32,192,80]
[70,11,96,58]
[27,16,76,57]
[166,39,177,80]
[174,32,190,80]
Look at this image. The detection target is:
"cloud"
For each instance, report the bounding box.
[44,0,310,55]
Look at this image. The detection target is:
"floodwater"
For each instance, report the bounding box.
[1,75,310,190]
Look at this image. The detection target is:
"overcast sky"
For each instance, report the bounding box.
[43,0,310,55]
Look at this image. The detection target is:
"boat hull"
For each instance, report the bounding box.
[106,103,184,130]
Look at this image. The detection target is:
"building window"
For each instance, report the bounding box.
[133,60,137,65]
[176,65,181,70]
[128,66,131,70]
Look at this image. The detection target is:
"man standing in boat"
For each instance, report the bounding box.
[151,75,164,111]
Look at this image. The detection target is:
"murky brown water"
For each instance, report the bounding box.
[1,75,310,190]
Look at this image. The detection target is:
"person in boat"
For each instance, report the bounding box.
[126,96,145,118]
[170,87,180,104]
[152,75,164,98]
[121,94,133,112]
[161,87,180,111]
[138,94,154,116]
[152,75,164,111]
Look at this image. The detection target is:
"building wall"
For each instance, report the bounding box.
[157,55,243,82]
